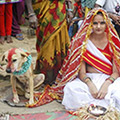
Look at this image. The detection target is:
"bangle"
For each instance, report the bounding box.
[106,77,116,83]
[106,78,113,83]
[83,76,91,83]
[28,13,35,18]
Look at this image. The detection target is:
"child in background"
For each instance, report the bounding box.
[68,0,84,39]
[0,0,21,44]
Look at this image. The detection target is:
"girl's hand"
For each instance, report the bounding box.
[97,80,111,99]
[87,81,98,99]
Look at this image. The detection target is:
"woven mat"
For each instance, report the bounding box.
[9,111,78,120]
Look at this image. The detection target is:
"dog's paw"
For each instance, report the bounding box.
[13,97,20,103]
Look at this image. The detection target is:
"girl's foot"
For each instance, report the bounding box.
[0,36,5,44]
[6,35,13,43]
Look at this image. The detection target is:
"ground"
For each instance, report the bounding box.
[0,25,65,116]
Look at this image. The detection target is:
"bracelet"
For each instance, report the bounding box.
[83,76,91,83]
[106,77,116,83]
[28,13,35,18]
[106,78,113,83]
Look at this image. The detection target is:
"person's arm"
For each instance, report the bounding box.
[72,6,78,18]
[69,6,78,26]
[110,60,119,79]
[25,0,34,14]
[72,17,84,22]
[66,0,73,20]
[78,60,98,98]
[108,13,120,26]
[97,59,119,99]
[25,0,38,29]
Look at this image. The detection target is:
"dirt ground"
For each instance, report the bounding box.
[0,25,65,115]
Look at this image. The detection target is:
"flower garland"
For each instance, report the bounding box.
[13,54,32,76]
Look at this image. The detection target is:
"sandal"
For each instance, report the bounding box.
[16,33,24,41]
[0,36,5,44]
[6,35,13,43]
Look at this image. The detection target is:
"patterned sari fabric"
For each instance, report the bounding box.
[0,0,22,4]
[32,0,70,85]
[27,8,120,107]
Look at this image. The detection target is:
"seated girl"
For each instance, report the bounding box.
[62,8,120,111]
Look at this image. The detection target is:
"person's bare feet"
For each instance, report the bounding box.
[6,35,13,43]
[0,36,5,44]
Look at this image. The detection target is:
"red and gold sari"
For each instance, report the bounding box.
[32,0,70,84]
[27,8,120,107]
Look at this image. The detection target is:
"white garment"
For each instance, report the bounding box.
[62,73,120,111]
[95,0,120,15]
[78,20,83,29]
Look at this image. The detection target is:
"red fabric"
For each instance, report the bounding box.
[97,43,113,62]
[0,4,12,36]
[74,2,83,17]
[83,49,112,75]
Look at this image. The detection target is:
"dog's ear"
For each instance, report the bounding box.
[20,52,30,58]
[0,51,7,62]
[1,54,5,61]
[0,52,8,67]
[16,49,30,58]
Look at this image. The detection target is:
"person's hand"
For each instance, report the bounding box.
[28,13,38,29]
[87,81,98,99]
[110,13,120,26]
[67,11,73,20]
[96,80,111,99]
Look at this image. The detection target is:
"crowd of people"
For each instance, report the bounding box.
[0,0,120,114]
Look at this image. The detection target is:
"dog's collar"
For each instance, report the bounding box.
[13,54,32,75]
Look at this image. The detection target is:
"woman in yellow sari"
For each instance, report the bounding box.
[26,0,70,85]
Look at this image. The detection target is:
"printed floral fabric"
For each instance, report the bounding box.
[32,0,70,84]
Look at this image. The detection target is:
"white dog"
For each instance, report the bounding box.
[1,48,45,105]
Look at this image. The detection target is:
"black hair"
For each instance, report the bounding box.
[96,11,103,16]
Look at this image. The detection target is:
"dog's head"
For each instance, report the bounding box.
[1,48,30,73]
